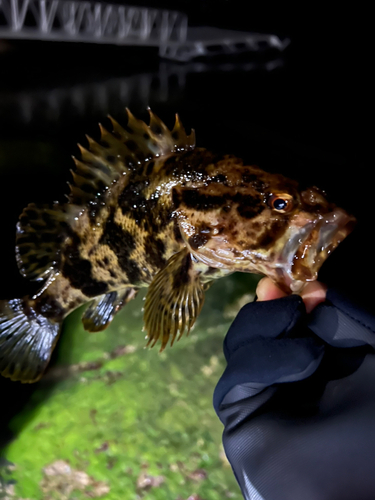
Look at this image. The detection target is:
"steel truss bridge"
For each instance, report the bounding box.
[0,0,289,61]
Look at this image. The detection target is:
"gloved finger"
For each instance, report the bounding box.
[214,334,324,417]
[214,295,325,416]
[308,288,375,348]
[223,295,306,362]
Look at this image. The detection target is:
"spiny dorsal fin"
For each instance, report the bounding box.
[143,249,205,350]
[68,108,195,206]
[15,202,71,281]
[82,287,138,332]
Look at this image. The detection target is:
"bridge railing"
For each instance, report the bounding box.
[0,0,188,45]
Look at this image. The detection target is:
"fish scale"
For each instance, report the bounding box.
[0,109,355,383]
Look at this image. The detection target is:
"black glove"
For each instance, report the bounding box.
[214,289,375,500]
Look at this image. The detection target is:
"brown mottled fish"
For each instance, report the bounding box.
[0,109,355,383]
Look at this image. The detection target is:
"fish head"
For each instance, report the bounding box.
[173,164,356,293]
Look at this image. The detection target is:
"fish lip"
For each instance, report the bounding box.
[279,208,356,292]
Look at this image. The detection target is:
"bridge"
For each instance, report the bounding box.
[0,0,187,45]
[0,0,289,61]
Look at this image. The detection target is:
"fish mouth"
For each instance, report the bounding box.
[277,208,356,292]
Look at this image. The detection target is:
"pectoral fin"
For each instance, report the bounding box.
[82,287,138,332]
[143,250,205,350]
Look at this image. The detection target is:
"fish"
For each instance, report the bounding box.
[0,109,356,383]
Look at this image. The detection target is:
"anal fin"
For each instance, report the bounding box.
[143,249,205,350]
[82,287,138,332]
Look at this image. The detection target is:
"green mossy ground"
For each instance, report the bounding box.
[1,274,260,499]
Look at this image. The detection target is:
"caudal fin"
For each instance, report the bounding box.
[0,298,61,383]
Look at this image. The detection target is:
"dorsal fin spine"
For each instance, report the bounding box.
[107,115,129,141]
[68,109,195,208]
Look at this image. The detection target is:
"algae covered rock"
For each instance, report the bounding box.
[1,274,259,499]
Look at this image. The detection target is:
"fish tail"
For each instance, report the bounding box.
[0,297,62,383]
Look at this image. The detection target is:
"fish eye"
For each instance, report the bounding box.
[268,194,294,213]
[273,198,288,210]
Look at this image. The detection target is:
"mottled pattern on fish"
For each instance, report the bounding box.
[0,109,355,383]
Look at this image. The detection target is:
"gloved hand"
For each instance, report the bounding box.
[214,278,375,500]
